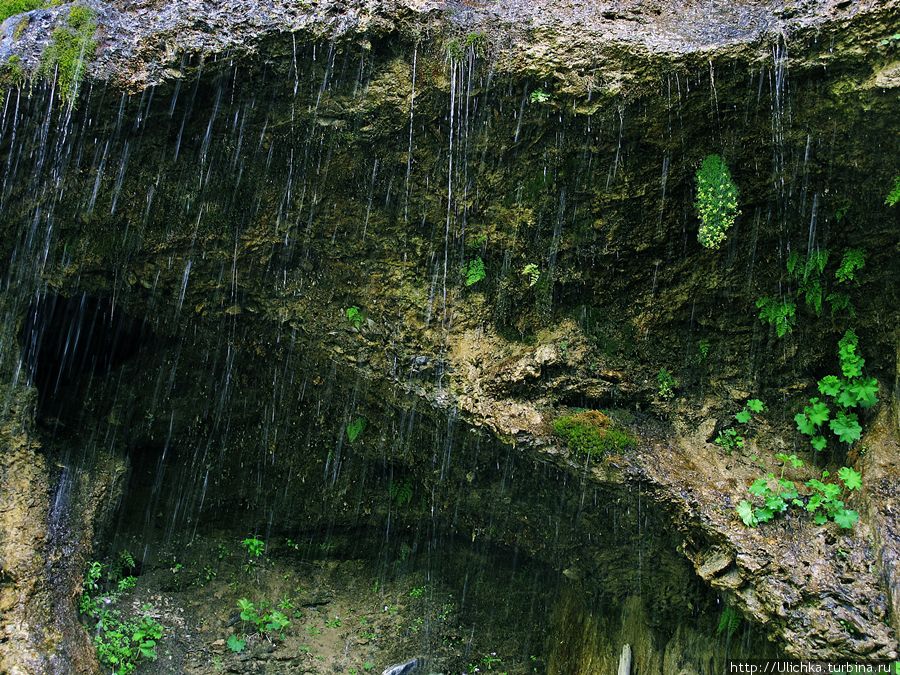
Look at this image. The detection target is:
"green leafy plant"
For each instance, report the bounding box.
[345,306,363,329]
[78,562,163,674]
[530,89,551,104]
[226,634,246,653]
[325,616,342,628]
[756,296,796,337]
[39,5,98,103]
[835,249,866,284]
[521,263,540,287]
[656,368,678,400]
[885,175,900,206]
[463,257,486,286]
[241,537,264,558]
[552,410,636,456]
[695,154,740,249]
[787,249,828,315]
[795,330,877,451]
[734,398,766,424]
[409,586,425,599]
[717,605,741,639]
[346,416,366,443]
[714,428,744,452]
[236,598,290,639]
[697,338,711,361]
[805,468,861,528]
[388,479,413,507]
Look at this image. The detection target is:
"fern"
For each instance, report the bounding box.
[717,606,741,638]
[835,249,865,284]
[521,263,540,287]
[388,480,413,507]
[756,297,796,337]
[463,257,486,286]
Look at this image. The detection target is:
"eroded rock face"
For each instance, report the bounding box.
[0,0,898,668]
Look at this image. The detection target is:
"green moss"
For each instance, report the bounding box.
[0,55,26,88]
[38,4,97,103]
[552,411,636,456]
[0,0,43,23]
[886,175,900,206]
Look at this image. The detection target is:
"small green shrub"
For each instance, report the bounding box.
[0,55,26,88]
[39,4,97,103]
[530,89,551,104]
[345,306,362,329]
[236,598,290,639]
[78,562,163,675]
[714,428,744,452]
[552,411,636,456]
[463,257,486,286]
[695,154,740,249]
[795,330,877,451]
[834,249,865,284]
[656,368,678,400]
[241,537,264,558]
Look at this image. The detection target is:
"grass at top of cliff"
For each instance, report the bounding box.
[38,4,97,103]
[0,0,43,22]
[552,410,636,456]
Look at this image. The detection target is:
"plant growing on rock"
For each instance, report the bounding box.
[463,257,486,286]
[794,330,877,452]
[885,175,900,206]
[345,306,363,329]
[695,154,740,249]
[39,4,98,103]
[552,410,636,456]
[235,598,290,641]
[736,455,862,529]
[656,368,678,399]
[346,416,366,443]
[756,296,796,337]
[521,263,540,287]
[0,0,43,23]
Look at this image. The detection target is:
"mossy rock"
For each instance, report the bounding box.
[552,410,636,456]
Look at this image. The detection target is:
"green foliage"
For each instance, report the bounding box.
[0,0,43,22]
[886,175,900,206]
[552,411,636,457]
[388,479,413,507]
[0,54,26,88]
[735,398,765,424]
[78,562,162,674]
[521,263,540,287]
[695,154,740,249]
[39,4,97,103]
[805,469,860,528]
[345,306,362,329]
[697,338,711,360]
[717,605,741,639]
[236,598,290,638]
[714,428,744,452]
[756,296,795,337]
[463,257,486,286]
[346,416,366,443]
[795,331,876,451]
[530,89,551,104]
[226,634,246,653]
[656,368,678,400]
[738,463,861,530]
[117,576,136,592]
[835,249,865,284]
[241,537,264,558]
[787,249,829,315]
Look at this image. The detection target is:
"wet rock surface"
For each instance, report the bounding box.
[0,0,898,671]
